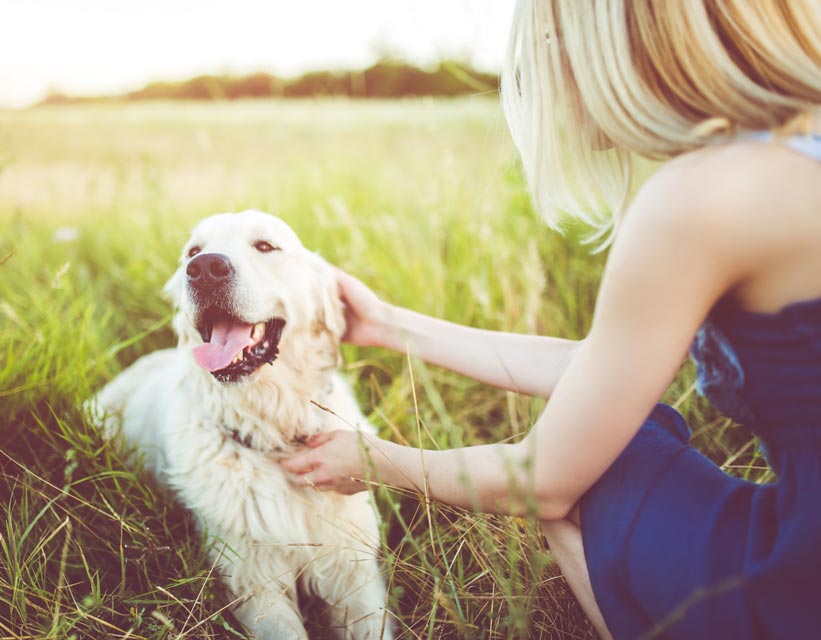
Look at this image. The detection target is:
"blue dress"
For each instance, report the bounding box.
[580,133,821,639]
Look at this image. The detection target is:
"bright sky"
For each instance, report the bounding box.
[0,0,517,109]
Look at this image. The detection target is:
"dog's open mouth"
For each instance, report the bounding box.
[193,308,286,383]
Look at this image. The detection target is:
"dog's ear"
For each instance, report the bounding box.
[162,268,183,306]
[312,258,346,342]
[162,267,190,343]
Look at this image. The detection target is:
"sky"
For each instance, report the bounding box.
[0,0,518,109]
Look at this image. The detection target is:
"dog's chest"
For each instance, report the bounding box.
[144,365,366,545]
[192,374,333,448]
[159,388,334,545]
[164,427,322,545]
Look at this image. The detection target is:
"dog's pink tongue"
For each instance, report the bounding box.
[193,320,254,372]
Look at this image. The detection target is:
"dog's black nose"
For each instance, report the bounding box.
[186,253,234,290]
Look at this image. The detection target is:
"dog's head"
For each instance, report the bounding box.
[164,210,345,383]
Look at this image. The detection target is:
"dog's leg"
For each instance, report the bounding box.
[303,554,393,640]
[233,589,308,640]
[218,547,309,640]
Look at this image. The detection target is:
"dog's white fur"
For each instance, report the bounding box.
[93,210,391,639]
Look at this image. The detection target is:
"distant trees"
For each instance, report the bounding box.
[278,60,498,98]
[39,60,499,106]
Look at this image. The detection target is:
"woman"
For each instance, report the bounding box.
[282,2,821,637]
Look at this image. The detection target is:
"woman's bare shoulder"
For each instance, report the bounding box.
[627,138,819,240]
[619,137,821,310]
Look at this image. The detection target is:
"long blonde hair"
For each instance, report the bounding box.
[502,0,821,244]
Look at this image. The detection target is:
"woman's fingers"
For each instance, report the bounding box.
[279,430,369,495]
[284,467,346,492]
[305,431,336,448]
[286,470,326,489]
[280,449,317,474]
[332,267,358,305]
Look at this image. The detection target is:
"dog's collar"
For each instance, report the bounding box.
[225,427,254,450]
[219,424,308,453]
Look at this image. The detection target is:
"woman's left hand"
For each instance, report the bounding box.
[279,430,372,495]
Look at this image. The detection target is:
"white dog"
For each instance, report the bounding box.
[93,210,391,639]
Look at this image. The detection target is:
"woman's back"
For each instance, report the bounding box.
[706,131,821,315]
[579,128,821,638]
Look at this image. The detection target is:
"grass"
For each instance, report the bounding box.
[0,98,770,639]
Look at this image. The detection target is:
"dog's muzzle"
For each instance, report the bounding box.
[185,253,286,383]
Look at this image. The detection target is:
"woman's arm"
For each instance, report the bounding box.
[336,268,581,398]
[380,304,581,398]
[284,148,769,517]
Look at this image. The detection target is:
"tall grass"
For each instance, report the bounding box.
[0,99,767,638]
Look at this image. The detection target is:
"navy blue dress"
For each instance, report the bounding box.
[580,133,821,639]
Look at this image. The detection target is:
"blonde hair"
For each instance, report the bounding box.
[502,0,821,244]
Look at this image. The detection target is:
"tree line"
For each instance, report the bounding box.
[40,60,499,105]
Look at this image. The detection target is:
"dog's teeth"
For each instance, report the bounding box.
[252,322,266,341]
[262,341,270,349]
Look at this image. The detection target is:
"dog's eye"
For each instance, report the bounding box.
[187,246,201,258]
[253,241,279,253]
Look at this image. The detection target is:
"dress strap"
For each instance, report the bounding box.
[785,133,821,161]
[746,131,821,161]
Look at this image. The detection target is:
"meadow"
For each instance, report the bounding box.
[0,98,767,639]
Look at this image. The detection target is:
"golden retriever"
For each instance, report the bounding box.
[92,210,391,639]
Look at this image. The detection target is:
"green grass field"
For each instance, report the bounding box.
[0,98,768,639]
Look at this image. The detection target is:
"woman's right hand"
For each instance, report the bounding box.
[332,267,396,348]
[331,266,580,397]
